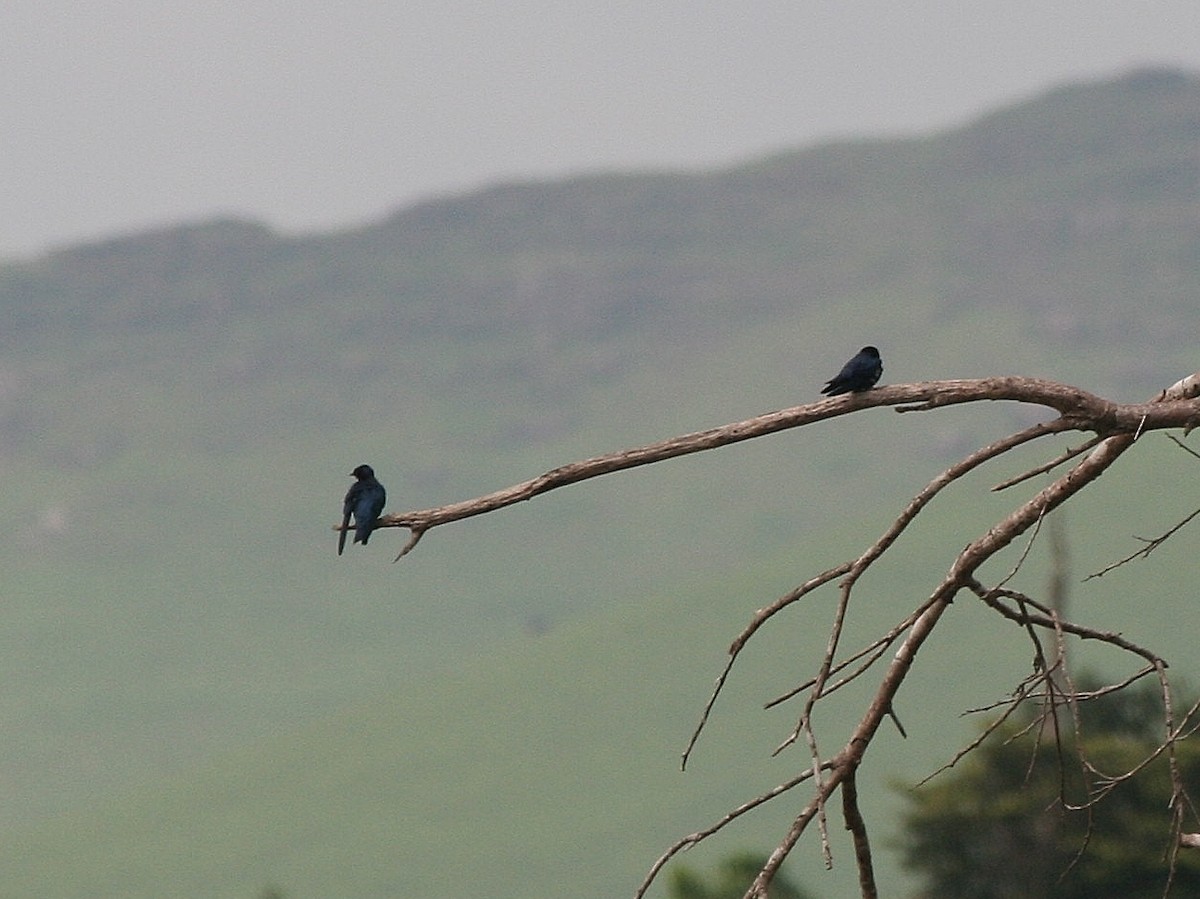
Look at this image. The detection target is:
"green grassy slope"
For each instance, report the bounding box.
[0,68,1198,896]
[3,430,1194,899]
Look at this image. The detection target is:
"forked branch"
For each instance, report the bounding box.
[363,376,1200,560]
[358,372,1200,899]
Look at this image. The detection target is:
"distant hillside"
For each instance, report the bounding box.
[4,67,1197,349]
[1,68,1199,899]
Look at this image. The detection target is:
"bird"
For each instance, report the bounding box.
[821,346,882,396]
[338,464,387,555]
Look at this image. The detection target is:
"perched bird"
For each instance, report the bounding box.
[338,464,387,555]
[821,346,883,396]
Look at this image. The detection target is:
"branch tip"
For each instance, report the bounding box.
[392,527,427,562]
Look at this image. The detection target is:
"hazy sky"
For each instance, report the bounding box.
[4,1,1199,259]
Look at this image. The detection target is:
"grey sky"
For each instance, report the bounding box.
[3,1,1199,259]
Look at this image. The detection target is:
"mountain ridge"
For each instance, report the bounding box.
[5,66,1197,346]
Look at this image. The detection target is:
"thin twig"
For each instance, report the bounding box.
[971,582,1167,666]
[992,435,1105,491]
[632,767,823,899]
[1084,507,1200,581]
[915,679,1036,787]
[1166,433,1200,461]
[680,562,850,770]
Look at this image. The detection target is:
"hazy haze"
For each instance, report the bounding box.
[4,1,1199,258]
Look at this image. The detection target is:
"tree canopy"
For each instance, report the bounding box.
[897,677,1200,898]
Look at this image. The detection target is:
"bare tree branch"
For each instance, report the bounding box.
[1084,506,1200,581]
[841,771,878,899]
[632,766,824,899]
[357,376,1200,560]
[349,371,1200,897]
[992,435,1106,491]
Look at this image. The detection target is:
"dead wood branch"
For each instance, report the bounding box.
[349,370,1200,898]
[359,376,1200,560]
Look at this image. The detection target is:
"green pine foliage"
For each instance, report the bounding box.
[669,851,812,899]
[896,678,1200,898]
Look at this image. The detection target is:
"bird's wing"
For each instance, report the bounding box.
[338,482,362,555]
[823,366,851,393]
[337,506,352,555]
[350,483,387,546]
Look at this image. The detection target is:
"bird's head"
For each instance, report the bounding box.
[350,464,375,479]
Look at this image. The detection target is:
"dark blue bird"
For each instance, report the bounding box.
[338,464,387,555]
[821,346,882,396]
